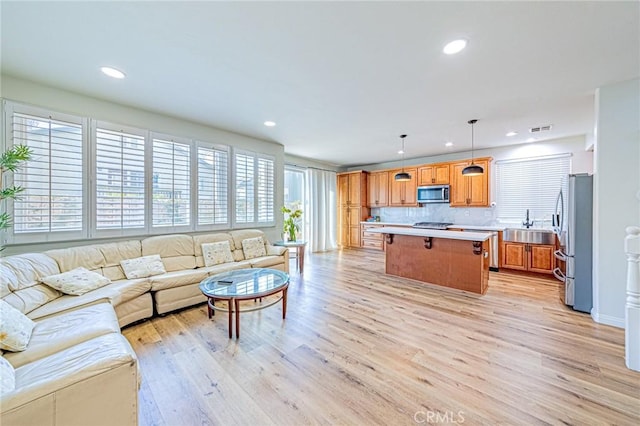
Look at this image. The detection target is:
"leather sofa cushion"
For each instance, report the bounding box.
[1,253,61,292]
[148,269,210,292]
[249,255,285,269]
[4,303,120,368]
[27,279,150,321]
[1,333,137,412]
[2,285,62,315]
[142,234,196,272]
[46,245,105,273]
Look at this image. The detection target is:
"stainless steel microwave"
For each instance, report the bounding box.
[417,185,450,203]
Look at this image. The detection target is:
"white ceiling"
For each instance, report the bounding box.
[1,1,638,167]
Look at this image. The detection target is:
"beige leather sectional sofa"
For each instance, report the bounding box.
[0,229,288,425]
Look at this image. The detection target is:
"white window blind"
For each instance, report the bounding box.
[10,112,84,236]
[152,138,191,228]
[257,157,275,223]
[496,155,570,223]
[234,153,255,224]
[95,128,146,231]
[197,144,229,226]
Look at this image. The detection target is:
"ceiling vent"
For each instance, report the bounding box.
[529,124,552,133]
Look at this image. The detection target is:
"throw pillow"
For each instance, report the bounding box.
[120,254,166,279]
[0,300,35,352]
[41,267,111,296]
[202,241,234,267]
[0,356,15,393]
[242,236,267,260]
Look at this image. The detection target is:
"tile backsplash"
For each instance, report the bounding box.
[372,204,498,225]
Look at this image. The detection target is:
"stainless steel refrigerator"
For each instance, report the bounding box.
[553,174,593,313]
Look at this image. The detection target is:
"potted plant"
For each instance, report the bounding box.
[1,144,32,251]
[281,204,302,242]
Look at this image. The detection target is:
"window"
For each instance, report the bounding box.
[152,137,191,228]
[95,126,146,233]
[197,143,229,227]
[8,109,85,241]
[234,150,275,226]
[495,154,570,224]
[284,166,305,239]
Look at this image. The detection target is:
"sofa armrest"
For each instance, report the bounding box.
[266,245,287,256]
[1,334,139,426]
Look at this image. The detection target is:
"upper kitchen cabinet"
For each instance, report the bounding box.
[337,171,369,248]
[368,171,389,207]
[388,168,418,207]
[418,163,450,186]
[338,171,368,206]
[449,158,491,207]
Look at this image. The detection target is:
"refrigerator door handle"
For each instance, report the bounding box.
[553,267,566,282]
[554,249,567,262]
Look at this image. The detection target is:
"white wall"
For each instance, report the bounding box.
[0,75,286,253]
[593,78,640,328]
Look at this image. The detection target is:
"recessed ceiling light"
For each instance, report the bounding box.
[526,137,536,143]
[506,131,518,137]
[100,66,125,79]
[443,39,467,55]
[445,142,454,147]
[264,121,276,127]
[397,149,404,155]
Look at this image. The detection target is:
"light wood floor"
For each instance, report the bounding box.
[123,249,640,425]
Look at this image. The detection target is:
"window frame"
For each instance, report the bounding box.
[232,148,276,228]
[2,101,89,244]
[195,140,231,231]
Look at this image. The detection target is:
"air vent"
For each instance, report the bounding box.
[529,124,552,133]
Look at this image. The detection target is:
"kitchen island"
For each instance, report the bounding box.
[368,227,492,294]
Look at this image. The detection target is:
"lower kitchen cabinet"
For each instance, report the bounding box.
[360,223,385,250]
[502,242,555,274]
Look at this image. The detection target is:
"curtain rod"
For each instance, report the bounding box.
[286,163,338,173]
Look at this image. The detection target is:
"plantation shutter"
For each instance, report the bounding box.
[10,112,84,237]
[152,138,191,228]
[234,153,254,224]
[197,144,229,226]
[95,128,146,232]
[257,157,274,223]
[495,155,570,222]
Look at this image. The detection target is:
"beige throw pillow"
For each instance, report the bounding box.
[41,267,111,296]
[202,241,234,267]
[0,300,35,352]
[120,255,166,279]
[0,356,15,393]
[242,236,266,260]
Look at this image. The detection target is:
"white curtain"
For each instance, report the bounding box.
[306,168,337,252]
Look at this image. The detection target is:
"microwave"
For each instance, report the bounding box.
[417,185,450,203]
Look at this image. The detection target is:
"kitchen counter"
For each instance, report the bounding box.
[368,226,492,241]
[360,221,413,226]
[369,227,490,295]
[447,224,506,231]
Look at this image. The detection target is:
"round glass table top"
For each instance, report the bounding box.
[199,268,289,298]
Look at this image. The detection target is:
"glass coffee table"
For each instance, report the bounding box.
[199,268,290,338]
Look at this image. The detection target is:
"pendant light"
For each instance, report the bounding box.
[395,134,411,181]
[462,119,484,176]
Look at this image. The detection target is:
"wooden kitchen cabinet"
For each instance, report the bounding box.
[449,158,491,207]
[388,168,417,206]
[361,223,385,251]
[418,163,450,186]
[337,171,369,248]
[368,171,389,207]
[501,242,554,274]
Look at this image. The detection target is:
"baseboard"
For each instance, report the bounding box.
[591,310,625,328]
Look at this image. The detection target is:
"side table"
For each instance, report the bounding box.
[273,240,307,273]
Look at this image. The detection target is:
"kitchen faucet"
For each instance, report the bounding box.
[522,209,534,229]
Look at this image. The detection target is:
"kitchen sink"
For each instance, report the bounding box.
[503,228,555,245]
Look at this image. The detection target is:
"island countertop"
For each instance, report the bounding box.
[368,226,492,241]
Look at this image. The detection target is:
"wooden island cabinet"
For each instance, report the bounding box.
[337,171,369,248]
